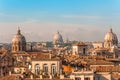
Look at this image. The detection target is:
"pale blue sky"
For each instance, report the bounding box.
[0,0,120,42]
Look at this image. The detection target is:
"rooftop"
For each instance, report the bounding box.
[89,60,114,65]
[72,42,87,46]
[95,66,120,72]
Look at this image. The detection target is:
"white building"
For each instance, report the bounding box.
[30,53,62,79]
[72,42,88,55]
[70,70,94,80]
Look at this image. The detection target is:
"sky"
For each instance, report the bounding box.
[0,0,120,43]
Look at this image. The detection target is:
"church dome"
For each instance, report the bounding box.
[12,29,26,43]
[12,28,26,52]
[53,31,63,45]
[104,28,118,48]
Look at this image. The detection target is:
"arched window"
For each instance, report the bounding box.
[43,64,48,72]
[83,48,86,55]
[51,64,56,74]
[35,64,40,75]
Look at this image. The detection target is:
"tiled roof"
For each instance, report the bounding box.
[25,78,73,80]
[0,75,18,80]
[89,60,114,65]
[95,48,108,51]
[31,53,60,61]
[95,66,120,72]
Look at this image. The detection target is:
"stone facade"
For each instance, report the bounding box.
[31,60,61,75]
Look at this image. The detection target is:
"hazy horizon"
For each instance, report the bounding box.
[0,0,120,43]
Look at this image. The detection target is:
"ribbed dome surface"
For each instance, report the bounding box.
[104,29,117,42]
[12,29,26,43]
[104,28,118,48]
[53,31,63,44]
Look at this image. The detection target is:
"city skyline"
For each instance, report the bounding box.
[0,0,120,42]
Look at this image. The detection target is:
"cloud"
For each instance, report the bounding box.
[0,20,119,43]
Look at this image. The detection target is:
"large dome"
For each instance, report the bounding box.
[12,29,26,43]
[104,28,118,48]
[53,31,63,45]
[12,28,26,52]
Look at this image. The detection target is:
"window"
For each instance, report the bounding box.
[43,64,48,72]
[75,78,81,80]
[83,48,86,55]
[35,64,40,75]
[85,77,90,80]
[51,64,56,74]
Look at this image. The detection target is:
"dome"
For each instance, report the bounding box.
[53,31,63,45]
[12,28,26,52]
[104,28,118,48]
[12,29,26,43]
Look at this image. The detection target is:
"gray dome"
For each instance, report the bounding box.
[53,31,63,44]
[104,28,118,48]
